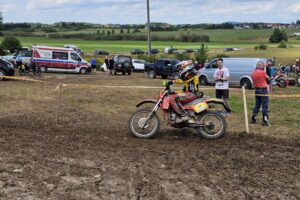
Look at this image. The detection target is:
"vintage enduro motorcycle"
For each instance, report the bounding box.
[128,84,231,140]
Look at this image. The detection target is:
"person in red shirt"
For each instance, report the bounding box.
[251,61,271,126]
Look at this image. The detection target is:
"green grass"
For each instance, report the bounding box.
[1,28,300,64]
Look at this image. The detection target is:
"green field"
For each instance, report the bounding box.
[1,29,300,64]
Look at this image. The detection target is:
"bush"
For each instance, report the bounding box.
[0,48,6,56]
[0,36,22,52]
[254,44,268,50]
[175,53,192,61]
[47,32,210,43]
[278,40,288,48]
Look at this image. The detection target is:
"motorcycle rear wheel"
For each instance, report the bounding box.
[196,110,226,139]
[128,109,160,139]
[19,69,27,76]
[276,79,287,88]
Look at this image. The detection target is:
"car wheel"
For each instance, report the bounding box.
[0,70,6,81]
[148,70,156,79]
[122,71,126,75]
[80,68,88,74]
[128,71,132,75]
[240,78,252,89]
[199,75,208,86]
[161,75,168,79]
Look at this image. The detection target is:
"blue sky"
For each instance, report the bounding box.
[1,0,300,24]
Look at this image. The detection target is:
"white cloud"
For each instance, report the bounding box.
[0,3,17,13]
[288,3,300,12]
[26,0,83,10]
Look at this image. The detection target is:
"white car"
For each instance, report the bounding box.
[132,59,145,71]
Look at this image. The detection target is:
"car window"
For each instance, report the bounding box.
[207,60,218,69]
[171,60,180,66]
[118,56,131,63]
[71,53,81,62]
[53,51,68,60]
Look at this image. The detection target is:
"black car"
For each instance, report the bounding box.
[131,49,145,55]
[112,55,134,75]
[144,58,181,79]
[0,58,15,80]
[146,48,159,55]
[183,49,195,53]
[94,49,109,55]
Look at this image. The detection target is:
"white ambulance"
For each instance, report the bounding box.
[32,46,91,74]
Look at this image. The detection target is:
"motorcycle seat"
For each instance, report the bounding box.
[183,98,203,106]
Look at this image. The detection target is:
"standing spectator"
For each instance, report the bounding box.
[204,60,209,67]
[90,58,97,72]
[213,58,230,102]
[109,57,115,75]
[104,56,110,74]
[251,61,271,126]
[284,64,291,77]
[296,59,300,74]
[266,59,275,92]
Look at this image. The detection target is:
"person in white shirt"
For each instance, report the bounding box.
[213,58,230,102]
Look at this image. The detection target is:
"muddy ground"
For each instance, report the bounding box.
[0,73,299,200]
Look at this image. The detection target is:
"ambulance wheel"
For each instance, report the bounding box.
[40,66,47,72]
[80,68,88,74]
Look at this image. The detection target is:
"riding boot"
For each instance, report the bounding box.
[251,115,258,124]
[262,115,271,126]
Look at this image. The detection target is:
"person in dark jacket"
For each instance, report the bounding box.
[104,56,110,74]
[109,58,115,75]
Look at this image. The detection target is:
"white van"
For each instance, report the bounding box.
[199,58,269,89]
[33,46,91,74]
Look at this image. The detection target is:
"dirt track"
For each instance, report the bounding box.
[0,73,299,199]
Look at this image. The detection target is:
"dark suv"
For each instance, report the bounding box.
[0,58,15,80]
[113,55,134,75]
[131,49,145,55]
[144,58,180,79]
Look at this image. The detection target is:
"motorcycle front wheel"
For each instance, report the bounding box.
[33,67,42,76]
[196,110,226,139]
[128,109,160,139]
[276,79,287,88]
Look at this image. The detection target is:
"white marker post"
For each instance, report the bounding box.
[242,86,250,134]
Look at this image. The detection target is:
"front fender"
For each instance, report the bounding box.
[204,98,231,113]
[136,99,157,108]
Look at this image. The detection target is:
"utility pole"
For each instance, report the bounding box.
[146,0,151,56]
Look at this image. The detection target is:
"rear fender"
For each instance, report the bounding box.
[136,100,157,108]
[204,98,231,113]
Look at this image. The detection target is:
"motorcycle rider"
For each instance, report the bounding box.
[165,61,200,123]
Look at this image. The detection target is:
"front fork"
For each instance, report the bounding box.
[141,99,162,129]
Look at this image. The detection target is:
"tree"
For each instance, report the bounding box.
[120,28,124,34]
[296,20,300,25]
[269,28,288,43]
[112,29,115,35]
[1,36,22,52]
[127,28,130,34]
[195,44,209,65]
[0,12,3,35]
[102,30,105,35]
[107,30,111,35]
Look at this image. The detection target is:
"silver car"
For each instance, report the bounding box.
[199,58,269,89]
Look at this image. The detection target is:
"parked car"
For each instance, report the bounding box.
[94,49,109,55]
[15,50,32,65]
[1,51,19,64]
[145,48,159,54]
[224,47,243,52]
[164,47,179,54]
[144,58,180,79]
[0,58,15,80]
[112,55,134,75]
[64,44,84,55]
[33,45,91,74]
[132,59,146,71]
[183,49,195,53]
[198,57,269,89]
[131,49,145,55]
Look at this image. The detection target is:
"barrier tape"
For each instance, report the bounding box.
[1,75,300,98]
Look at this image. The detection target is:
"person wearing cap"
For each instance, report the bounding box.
[251,61,271,126]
